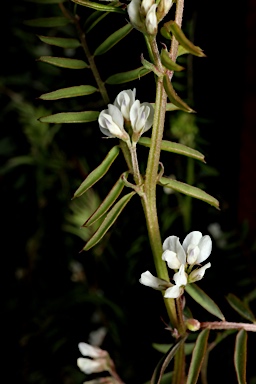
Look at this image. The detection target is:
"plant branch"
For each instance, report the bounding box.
[59,3,110,105]
[200,321,256,332]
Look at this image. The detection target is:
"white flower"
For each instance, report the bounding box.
[114,89,136,121]
[78,342,107,359]
[162,235,186,269]
[127,0,145,31]
[127,0,158,35]
[164,265,187,298]
[98,104,130,142]
[188,262,211,283]
[77,357,107,374]
[182,231,212,265]
[145,4,158,35]
[130,100,154,138]
[139,270,170,290]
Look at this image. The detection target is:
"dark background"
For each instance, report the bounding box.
[1,0,256,383]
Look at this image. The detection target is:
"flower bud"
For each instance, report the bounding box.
[186,318,200,332]
[157,0,173,22]
[77,357,108,374]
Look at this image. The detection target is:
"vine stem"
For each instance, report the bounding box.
[200,321,256,332]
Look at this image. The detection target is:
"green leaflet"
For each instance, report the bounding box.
[234,330,247,384]
[39,111,99,124]
[138,137,205,162]
[83,172,127,227]
[94,23,133,56]
[185,284,225,321]
[37,35,81,49]
[38,56,89,69]
[106,67,151,84]
[163,74,194,113]
[151,336,188,384]
[71,0,125,13]
[226,293,256,323]
[166,20,206,57]
[24,17,70,28]
[25,0,68,3]
[186,329,210,384]
[161,48,185,72]
[84,10,109,33]
[39,85,98,100]
[83,191,136,251]
[159,177,219,209]
[73,146,120,198]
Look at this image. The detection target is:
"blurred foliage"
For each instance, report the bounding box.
[1,1,256,384]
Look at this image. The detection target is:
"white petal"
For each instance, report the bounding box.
[130,99,140,129]
[162,249,181,269]
[182,231,202,253]
[141,102,154,132]
[173,264,187,287]
[127,0,144,30]
[164,285,183,299]
[141,0,155,16]
[162,236,186,265]
[77,358,106,374]
[187,244,200,265]
[145,4,158,35]
[139,270,169,290]
[188,262,211,283]
[197,235,212,263]
[108,104,124,130]
[114,89,136,120]
[78,342,103,358]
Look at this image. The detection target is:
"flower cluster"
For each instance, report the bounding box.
[98,88,154,144]
[127,0,173,35]
[77,342,109,375]
[140,231,212,298]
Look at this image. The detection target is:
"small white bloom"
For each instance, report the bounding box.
[130,100,154,135]
[114,89,136,121]
[139,270,170,290]
[164,264,187,298]
[127,0,144,31]
[77,357,108,374]
[78,342,107,359]
[145,4,158,35]
[162,236,186,269]
[188,262,211,283]
[98,104,129,141]
[182,231,212,265]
